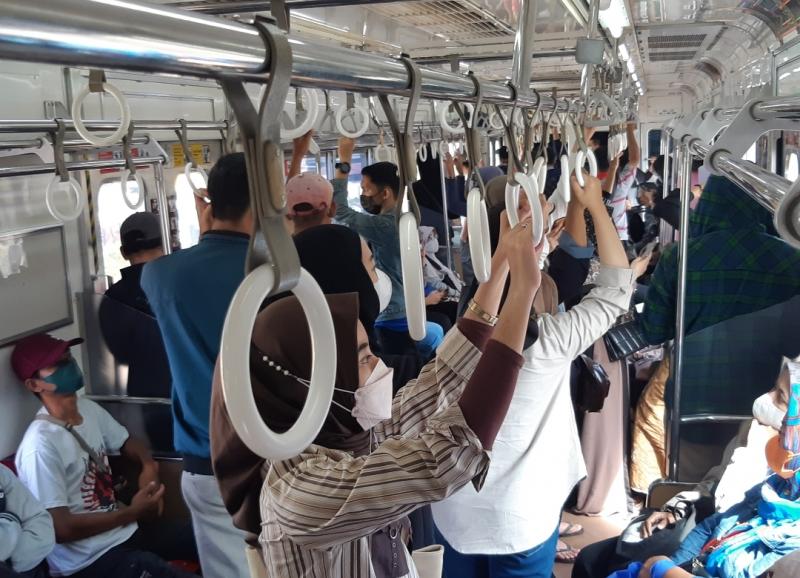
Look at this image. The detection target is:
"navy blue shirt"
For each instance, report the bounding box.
[141,231,248,458]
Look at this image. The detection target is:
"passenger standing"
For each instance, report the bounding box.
[332,137,444,357]
[432,173,646,578]
[98,212,171,399]
[141,153,251,578]
[284,173,335,236]
[608,122,641,244]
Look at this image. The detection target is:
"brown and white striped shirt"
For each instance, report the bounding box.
[258,325,492,577]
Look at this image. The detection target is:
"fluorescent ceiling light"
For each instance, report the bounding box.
[627,59,635,73]
[618,43,629,62]
[631,72,638,82]
[598,0,630,39]
[635,80,641,87]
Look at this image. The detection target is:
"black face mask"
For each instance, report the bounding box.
[360,194,382,215]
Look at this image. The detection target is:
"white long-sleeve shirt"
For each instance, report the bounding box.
[0,464,54,572]
[432,265,635,554]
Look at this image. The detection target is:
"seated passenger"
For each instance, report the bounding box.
[211,218,542,577]
[332,137,443,357]
[11,333,196,578]
[98,211,171,399]
[420,226,461,333]
[607,375,800,578]
[0,463,54,578]
[284,172,335,236]
[431,173,646,578]
[573,364,788,578]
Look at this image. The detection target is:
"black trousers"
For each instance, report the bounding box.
[572,537,631,578]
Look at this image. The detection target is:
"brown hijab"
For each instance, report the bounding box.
[210,292,370,537]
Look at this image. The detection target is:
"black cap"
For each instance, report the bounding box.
[497,145,509,160]
[120,212,162,255]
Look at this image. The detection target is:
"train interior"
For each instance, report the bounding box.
[2,0,800,577]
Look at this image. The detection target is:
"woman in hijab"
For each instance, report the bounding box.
[211,218,543,578]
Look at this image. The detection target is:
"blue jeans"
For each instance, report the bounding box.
[435,525,560,578]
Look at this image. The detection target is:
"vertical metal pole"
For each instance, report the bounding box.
[580,0,601,103]
[667,141,692,480]
[439,152,453,270]
[659,131,673,246]
[511,0,538,97]
[153,161,172,255]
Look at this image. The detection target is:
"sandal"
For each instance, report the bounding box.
[555,541,580,564]
[559,521,584,537]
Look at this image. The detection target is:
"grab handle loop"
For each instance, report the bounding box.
[282,87,321,140]
[120,122,144,209]
[45,119,84,222]
[455,72,492,283]
[71,70,131,147]
[514,172,545,245]
[218,17,336,461]
[175,119,207,198]
[377,54,426,341]
[335,93,370,139]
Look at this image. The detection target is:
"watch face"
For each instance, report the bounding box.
[338,162,351,173]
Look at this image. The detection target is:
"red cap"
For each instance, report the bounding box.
[286,173,334,216]
[11,334,83,381]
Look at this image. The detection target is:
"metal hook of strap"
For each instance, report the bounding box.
[454,72,486,201]
[174,119,193,166]
[88,69,107,94]
[219,120,230,156]
[377,53,422,222]
[219,15,298,292]
[495,82,525,181]
[52,118,69,183]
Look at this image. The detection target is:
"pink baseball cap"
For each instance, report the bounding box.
[286,173,334,216]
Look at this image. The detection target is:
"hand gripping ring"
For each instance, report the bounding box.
[71,82,131,147]
[513,172,544,245]
[467,188,492,283]
[439,102,473,135]
[574,149,598,189]
[184,163,208,198]
[120,169,145,210]
[335,103,370,139]
[282,88,321,140]
[45,176,85,222]
[399,212,427,341]
[219,267,337,460]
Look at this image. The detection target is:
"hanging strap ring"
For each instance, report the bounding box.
[71,71,131,147]
[120,121,144,209]
[45,118,85,223]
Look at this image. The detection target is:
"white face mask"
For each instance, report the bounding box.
[374,268,392,313]
[424,236,439,255]
[753,393,785,430]
[352,360,394,430]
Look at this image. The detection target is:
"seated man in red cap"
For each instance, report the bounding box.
[11,333,196,578]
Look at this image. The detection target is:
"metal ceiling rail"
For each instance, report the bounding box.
[0,156,164,179]
[0,120,227,134]
[0,0,566,111]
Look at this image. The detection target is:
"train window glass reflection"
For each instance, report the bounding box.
[787,153,799,182]
[98,178,138,282]
[174,173,203,249]
[744,143,757,163]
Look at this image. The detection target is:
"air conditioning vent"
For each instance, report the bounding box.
[647,34,706,49]
[649,51,697,62]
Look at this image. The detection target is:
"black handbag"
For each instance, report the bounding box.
[575,350,611,413]
[615,503,697,560]
[604,314,651,362]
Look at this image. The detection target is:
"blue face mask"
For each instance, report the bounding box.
[42,359,84,394]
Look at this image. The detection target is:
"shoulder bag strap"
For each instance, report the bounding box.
[35,415,110,474]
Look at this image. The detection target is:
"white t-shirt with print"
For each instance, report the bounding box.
[610,163,637,241]
[15,398,136,576]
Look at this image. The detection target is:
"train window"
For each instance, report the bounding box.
[344,150,368,209]
[97,178,139,282]
[174,173,204,249]
[648,129,662,158]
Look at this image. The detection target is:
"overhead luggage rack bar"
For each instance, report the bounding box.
[0,156,164,179]
[0,0,566,111]
[0,119,228,134]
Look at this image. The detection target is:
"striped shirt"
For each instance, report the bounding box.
[258,326,491,577]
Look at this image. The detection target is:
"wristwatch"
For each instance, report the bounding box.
[336,161,351,174]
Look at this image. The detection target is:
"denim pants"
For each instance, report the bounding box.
[436,525,560,578]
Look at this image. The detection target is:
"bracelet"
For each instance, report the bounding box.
[651,560,677,578]
[468,299,498,326]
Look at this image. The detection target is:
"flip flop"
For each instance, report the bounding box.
[555,541,580,564]
[559,521,584,537]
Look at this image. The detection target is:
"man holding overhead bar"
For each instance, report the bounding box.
[141,153,251,578]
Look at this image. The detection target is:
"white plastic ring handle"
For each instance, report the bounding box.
[559,155,571,203]
[531,157,547,195]
[489,110,505,131]
[45,176,84,222]
[513,172,544,245]
[467,188,492,283]
[375,145,392,163]
[334,103,370,139]
[418,144,428,163]
[219,266,337,461]
[71,82,131,147]
[430,142,438,160]
[573,149,598,189]
[120,169,144,210]
[439,102,473,135]
[184,162,208,198]
[505,182,520,225]
[399,212,427,341]
[282,88,321,140]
